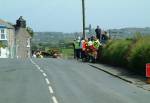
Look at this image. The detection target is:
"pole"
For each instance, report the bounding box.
[82,0,86,39]
[89,24,92,36]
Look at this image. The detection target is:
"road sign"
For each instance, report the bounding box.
[146,63,150,77]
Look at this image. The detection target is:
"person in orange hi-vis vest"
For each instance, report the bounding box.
[81,38,88,61]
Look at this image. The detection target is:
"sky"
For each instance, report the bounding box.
[0,0,150,32]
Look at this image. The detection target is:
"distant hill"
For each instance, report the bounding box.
[32,32,76,45]
[32,27,150,43]
[108,27,150,39]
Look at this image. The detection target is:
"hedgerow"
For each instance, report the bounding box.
[100,35,150,75]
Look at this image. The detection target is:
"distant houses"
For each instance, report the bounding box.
[0,16,31,58]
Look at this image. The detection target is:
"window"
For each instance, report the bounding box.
[1,34,5,39]
[0,29,6,40]
[1,29,4,33]
[27,38,30,47]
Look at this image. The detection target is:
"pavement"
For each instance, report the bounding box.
[88,63,150,91]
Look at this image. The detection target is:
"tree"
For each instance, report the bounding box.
[27,27,34,37]
[0,41,7,48]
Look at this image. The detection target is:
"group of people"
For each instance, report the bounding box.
[95,25,109,44]
[73,26,109,62]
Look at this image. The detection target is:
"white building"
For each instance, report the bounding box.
[0,16,31,59]
[0,20,15,58]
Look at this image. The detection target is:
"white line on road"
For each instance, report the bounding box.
[39,69,43,72]
[30,59,58,103]
[45,78,50,84]
[36,66,41,70]
[52,96,58,103]
[48,86,54,94]
[43,73,47,77]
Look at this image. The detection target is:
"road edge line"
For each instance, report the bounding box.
[89,64,133,84]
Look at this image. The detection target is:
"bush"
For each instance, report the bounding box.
[101,40,132,66]
[128,36,150,75]
[100,35,150,75]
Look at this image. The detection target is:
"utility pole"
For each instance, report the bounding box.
[82,0,86,39]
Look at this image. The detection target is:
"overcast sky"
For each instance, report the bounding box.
[0,0,150,32]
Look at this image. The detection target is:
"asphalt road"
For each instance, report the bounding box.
[0,58,150,103]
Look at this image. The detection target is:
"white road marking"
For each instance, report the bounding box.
[48,86,54,94]
[37,66,41,70]
[30,59,35,65]
[43,73,47,77]
[45,78,50,84]
[40,69,43,72]
[30,59,58,103]
[52,96,58,103]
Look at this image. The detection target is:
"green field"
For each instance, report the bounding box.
[61,48,74,59]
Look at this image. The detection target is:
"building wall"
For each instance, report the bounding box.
[0,27,9,58]
[0,17,32,59]
[6,28,15,58]
[0,26,15,58]
[16,28,31,59]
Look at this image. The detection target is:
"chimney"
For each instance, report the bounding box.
[16,16,26,29]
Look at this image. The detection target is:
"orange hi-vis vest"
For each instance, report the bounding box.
[82,41,88,51]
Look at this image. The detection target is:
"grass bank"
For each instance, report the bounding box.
[100,36,150,75]
[61,48,74,59]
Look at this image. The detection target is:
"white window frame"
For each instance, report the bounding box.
[0,29,7,40]
[26,38,30,47]
[1,29,4,33]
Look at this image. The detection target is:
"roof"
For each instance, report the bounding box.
[16,28,31,38]
[0,19,14,29]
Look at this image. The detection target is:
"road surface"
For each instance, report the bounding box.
[0,58,150,103]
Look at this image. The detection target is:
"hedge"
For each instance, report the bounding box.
[100,36,150,75]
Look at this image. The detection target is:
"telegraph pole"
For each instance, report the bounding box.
[82,0,86,39]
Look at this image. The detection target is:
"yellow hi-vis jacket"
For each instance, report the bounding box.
[93,39,100,49]
[74,41,80,49]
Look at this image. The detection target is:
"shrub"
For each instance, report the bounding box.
[100,35,150,75]
[101,39,132,66]
[128,36,150,75]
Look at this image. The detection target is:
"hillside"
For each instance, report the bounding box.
[32,32,75,43]
[108,27,150,39]
[32,27,150,43]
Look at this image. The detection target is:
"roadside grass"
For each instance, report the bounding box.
[61,48,74,59]
[100,35,150,75]
[128,36,150,74]
[101,39,132,66]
